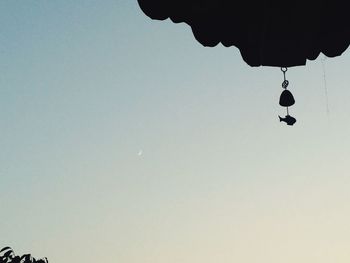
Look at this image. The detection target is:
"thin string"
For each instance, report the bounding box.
[281,67,289,116]
[321,56,330,118]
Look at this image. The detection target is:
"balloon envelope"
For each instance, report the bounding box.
[138,0,350,67]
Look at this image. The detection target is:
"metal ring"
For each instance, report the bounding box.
[281,67,288,73]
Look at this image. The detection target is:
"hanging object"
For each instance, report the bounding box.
[137,0,349,125]
[279,90,295,107]
[278,68,296,126]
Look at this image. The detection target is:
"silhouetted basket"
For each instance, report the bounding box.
[279,90,295,107]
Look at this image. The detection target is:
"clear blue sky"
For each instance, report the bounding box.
[1,1,350,262]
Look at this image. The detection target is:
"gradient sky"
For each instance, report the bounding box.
[1,1,350,263]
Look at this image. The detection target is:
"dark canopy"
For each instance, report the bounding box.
[138,0,350,67]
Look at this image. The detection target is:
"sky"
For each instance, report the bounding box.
[1,1,350,262]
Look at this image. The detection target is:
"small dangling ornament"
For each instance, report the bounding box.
[278,67,296,126]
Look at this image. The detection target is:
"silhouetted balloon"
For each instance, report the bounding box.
[138,0,350,67]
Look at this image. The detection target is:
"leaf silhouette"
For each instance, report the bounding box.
[21,254,32,263]
[3,251,13,259]
[0,248,11,253]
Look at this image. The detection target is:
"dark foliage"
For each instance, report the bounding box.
[0,247,48,263]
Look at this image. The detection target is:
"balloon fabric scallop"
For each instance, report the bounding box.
[138,0,350,67]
